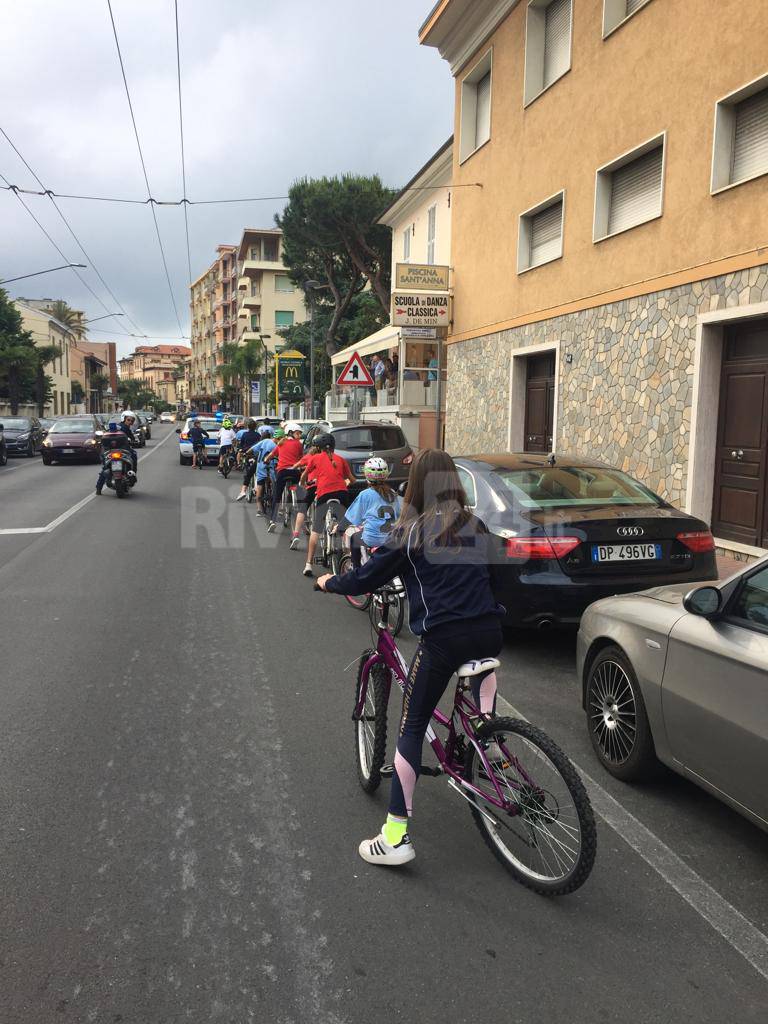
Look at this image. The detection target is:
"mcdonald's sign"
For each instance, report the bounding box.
[275,349,306,400]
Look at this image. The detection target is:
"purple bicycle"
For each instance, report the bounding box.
[353,590,597,895]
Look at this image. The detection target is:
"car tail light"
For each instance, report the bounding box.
[109,452,122,459]
[676,531,715,553]
[505,536,581,560]
[402,453,413,465]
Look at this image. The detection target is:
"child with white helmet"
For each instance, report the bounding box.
[339,456,402,564]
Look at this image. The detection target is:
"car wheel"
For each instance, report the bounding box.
[26,441,35,458]
[42,454,52,465]
[179,453,191,466]
[0,449,7,466]
[585,644,660,782]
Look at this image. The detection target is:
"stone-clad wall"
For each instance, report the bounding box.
[445,264,768,506]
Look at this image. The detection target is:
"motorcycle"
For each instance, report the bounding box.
[103,448,137,498]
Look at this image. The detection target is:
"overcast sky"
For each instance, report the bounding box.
[0,0,453,356]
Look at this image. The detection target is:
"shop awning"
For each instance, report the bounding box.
[330,324,401,366]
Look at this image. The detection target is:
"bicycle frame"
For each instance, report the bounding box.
[353,616,535,819]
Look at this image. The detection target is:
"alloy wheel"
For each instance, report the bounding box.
[588,659,637,765]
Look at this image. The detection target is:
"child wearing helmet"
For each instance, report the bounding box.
[339,457,401,564]
[217,418,236,474]
[264,426,304,531]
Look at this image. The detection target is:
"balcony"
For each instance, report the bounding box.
[240,292,261,309]
[237,276,249,290]
[241,330,265,344]
[240,258,283,274]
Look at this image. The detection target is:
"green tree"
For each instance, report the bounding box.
[276,174,395,356]
[0,288,37,414]
[71,380,84,405]
[33,342,61,415]
[117,377,156,410]
[48,300,82,335]
[90,371,109,413]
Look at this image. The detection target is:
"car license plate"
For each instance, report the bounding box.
[592,543,661,563]
[62,447,75,454]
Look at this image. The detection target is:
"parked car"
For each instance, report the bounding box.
[0,415,44,457]
[0,423,7,466]
[160,411,175,423]
[578,557,768,833]
[303,420,413,494]
[142,410,155,422]
[453,454,717,629]
[38,417,55,434]
[176,415,222,465]
[41,415,104,463]
[135,412,151,441]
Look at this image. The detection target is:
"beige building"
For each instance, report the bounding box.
[330,138,453,447]
[14,300,74,416]
[235,228,307,354]
[421,0,768,558]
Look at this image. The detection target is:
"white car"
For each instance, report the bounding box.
[177,416,221,465]
[160,411,175,423]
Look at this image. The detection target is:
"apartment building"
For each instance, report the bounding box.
[14,300,75,416]
[76,340,118,410]
[421,0,768,557]
[235,228,307,354]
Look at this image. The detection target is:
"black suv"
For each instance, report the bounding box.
[0,423,7,466]
[304,421,414,494]
[0,415,44,457]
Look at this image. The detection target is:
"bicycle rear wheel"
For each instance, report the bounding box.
[355,652,389,793]
[221,456,231,479]
[338,554,370,610]
[464,717,596,895]
[246,477,255,503]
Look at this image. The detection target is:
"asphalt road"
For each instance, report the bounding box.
[1,424,767,1023]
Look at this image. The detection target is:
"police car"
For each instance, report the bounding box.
[176,414,225,465]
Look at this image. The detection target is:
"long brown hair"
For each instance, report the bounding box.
[369,480,396,501]
[396,448,471,548]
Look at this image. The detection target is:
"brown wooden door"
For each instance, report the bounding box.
[712,322,768,547]
[524,352,555,453]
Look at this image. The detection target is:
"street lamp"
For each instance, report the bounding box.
[0,262,87,284]
[83,313,125,325]
[258,333,271,416]
[303,280,327,418]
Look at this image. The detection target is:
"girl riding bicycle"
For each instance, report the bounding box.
[317,448,504,867]
[337,456,402,567]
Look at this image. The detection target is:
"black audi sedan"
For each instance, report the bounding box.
[454,454,717,629]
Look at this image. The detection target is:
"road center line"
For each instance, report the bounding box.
[0,429,176,536]
[496,695,768,983]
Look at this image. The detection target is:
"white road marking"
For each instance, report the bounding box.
[0,429,176,536]
[497,695,768,983]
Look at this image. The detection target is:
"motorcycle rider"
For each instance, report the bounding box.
[95,415,137,495]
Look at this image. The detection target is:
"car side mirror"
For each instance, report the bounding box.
[175,428,182,434]
[683,585,722,619]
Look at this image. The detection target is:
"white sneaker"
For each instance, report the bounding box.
[234,492,246,502]
[302,563,314,577]
[359,831,415,866]
[289,536,300,550]
[267,521,276,533]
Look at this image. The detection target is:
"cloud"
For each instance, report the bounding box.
[0,0,452,355]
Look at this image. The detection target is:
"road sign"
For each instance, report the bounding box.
[337,351,374,387]
[250,379,261,402]
[395,263,450,291]
[392,291,451,328]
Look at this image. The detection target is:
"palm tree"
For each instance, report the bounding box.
[48,300,82,335]
[90,371,109,413]
[232,338,266,414]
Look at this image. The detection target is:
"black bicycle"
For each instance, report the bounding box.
[220,446,237,479]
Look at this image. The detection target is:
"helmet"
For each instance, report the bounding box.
[313,432,335,452]
[258,425,274,437]
[363,456,389,481]
[107,420,120,432]
[223,418,233,428]
[285,421,302,435]
[273,428,286,440]
[121,410,136,422]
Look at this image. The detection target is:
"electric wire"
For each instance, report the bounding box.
[105,0,184,336]
[173,0,193,287]
[0,126,149,339]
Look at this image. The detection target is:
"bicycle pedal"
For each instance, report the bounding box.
[379,764,395,777]
[419,765,442,777]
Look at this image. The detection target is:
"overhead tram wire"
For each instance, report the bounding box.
[173,0,192,287]
[0,126,149,339]
[105,0,185,337]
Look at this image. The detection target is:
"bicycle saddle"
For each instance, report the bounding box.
[457,658,501,678]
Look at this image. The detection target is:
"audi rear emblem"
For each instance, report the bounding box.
[617,526,644,537]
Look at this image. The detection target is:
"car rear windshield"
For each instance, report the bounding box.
[50,419,96,433]
[494,466,662,509]
[1,418,31,429]
[188,420,219,432]
[333,426,406,451]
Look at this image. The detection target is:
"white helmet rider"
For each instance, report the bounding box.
[121,410,136,423]
[285,421,303,436]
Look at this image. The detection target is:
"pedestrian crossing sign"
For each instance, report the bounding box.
[337,351,374,387]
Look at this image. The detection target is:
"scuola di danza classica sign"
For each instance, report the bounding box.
[392,291,451,328]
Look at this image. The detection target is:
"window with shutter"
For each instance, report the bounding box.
[732,88,768,184]
[427,206,437,265]
[530,200,563,267]
[543,0,571,88]
[474,72,491,150]
[402,228,410,262]
[607,146,663,236]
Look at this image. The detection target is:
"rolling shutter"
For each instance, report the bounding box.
[732,88,768,184]
[626,0,646,15]
[543,0,571,88]
[530,200,563,267]
[474,71,492,150]
[608,146,663,236]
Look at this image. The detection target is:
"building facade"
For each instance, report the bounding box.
[421,0,768,557]
[235,228,307,354]
[14,300,75,416]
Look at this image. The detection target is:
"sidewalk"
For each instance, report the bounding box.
[716,552,752,579]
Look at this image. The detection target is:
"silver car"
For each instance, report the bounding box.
[577,557,768,832]
[303,420,413,494]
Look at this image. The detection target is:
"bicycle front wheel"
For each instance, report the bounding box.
[338,554,370,610]
[464,717,596,895]
[369,590,405,638]
[355,652,389,793]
